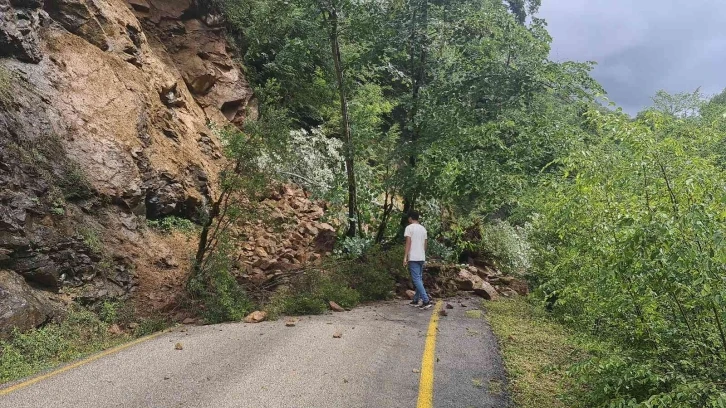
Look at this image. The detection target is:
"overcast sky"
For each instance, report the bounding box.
[538,0,726,115]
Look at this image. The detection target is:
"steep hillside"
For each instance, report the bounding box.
[0,0,280,334]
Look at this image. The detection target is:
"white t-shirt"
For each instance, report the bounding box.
[404,223,427,262]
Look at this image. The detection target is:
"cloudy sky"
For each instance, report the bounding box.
[538,0,726,115]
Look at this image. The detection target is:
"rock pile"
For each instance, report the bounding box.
[235,184,337,288]
[403,263,529,301]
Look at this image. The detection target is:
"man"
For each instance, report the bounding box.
[403,211,432,309]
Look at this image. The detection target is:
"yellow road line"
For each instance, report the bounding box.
[0,330,167,397]
[417,300,443,408]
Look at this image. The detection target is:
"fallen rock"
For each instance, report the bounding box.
[0,270,58,338]
[174,342,183,350]
[285,318,296,327]
[507,278,530,296]
[333,330,342,338]
[445,303,454,309]
[329,301,345,312]
[499,287,519,298]
[405,290,416,300]
[473,281,499,301]
[439,310,448,317]
[243,310,267,323]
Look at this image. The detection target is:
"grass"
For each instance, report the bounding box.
[0,304,170,385]
[482,298,591,408]
[0,66,12,107]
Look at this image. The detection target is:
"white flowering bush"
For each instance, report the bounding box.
[478,220,532,275]
[259,127,344,197]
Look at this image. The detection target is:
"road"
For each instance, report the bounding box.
[0,298,511,408]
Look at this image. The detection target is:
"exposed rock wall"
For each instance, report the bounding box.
[0,0,263,334]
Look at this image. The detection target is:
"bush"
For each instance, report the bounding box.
[476,220,531,275]
[529,110,726,405]
[339,247,400,301]
[187,247,253,324]
[146,216,197,234]
[0,306,128,384]
[266,269,361,318]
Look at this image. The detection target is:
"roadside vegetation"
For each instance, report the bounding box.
[0,303,168,384]
[484,298,593,408]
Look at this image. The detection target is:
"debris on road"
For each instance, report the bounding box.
[439,310,448,317]
[285,319,297,327]
[244,311,267,323]
[412,368,420,373]
[333,330,343,338]
[446,303,454,309]
[329,301,345,312]
[174,343,183,350]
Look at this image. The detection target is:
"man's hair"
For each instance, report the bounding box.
[408,211,420,221]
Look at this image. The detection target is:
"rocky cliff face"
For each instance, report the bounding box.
[0,0,260,333]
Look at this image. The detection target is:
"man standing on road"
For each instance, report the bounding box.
[403,211,432,309]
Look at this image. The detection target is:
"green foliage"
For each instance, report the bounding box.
[266,269,361,317]
[335,236,373,258]
[189,125,271,323]
[146,216,197,234]
[477,221,531,275]
[529,108,726,405]
[98,300,119,324]
[264,249,403,317]
[78,226,102,254]
[188,240,253,324]
[0,66,13,107]
[131,317,170,337]
[338,247,400,301]
[485,298,593,408]
[0,306,128,384]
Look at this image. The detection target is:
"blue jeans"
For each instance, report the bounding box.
[408,261,429,303]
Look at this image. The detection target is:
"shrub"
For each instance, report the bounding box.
[187,245,253,324]
[146,216,197,234]
[339,247,401,301]
[98,300,119,324]
[0,66,13,107]
[266,269,361,317]
[0,306,127,384]
[476,220,531,275]
[78,226,103,254]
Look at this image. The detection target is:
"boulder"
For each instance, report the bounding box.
[499,287,519,298]
[507,278,529,296]
[473,281,499,301]
[329,301,344,312]
[0,270,57,338]
[243,310,267,323]
[0,0,44,63]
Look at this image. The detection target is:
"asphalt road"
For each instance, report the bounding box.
[1,298,511,408]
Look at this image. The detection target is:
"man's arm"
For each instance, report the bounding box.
[403,237,411,266]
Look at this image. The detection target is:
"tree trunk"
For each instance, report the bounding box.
[327,7,358,238]
[398,0,428,240]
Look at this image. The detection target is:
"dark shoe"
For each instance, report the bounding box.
[408,301,420,307]
[419,302,433,310]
